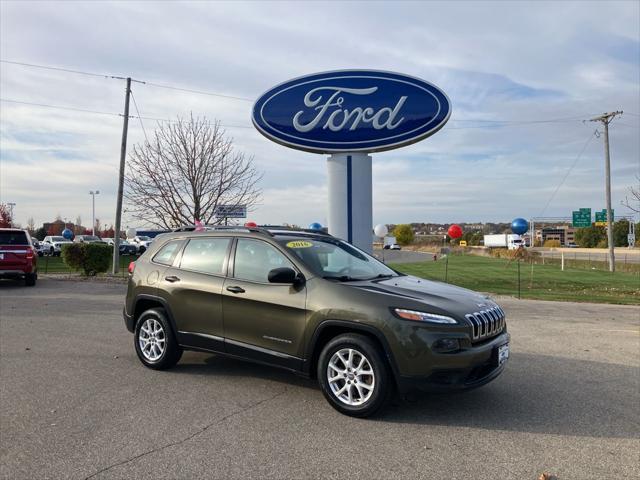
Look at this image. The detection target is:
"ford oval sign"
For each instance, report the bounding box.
[252,70,451,154]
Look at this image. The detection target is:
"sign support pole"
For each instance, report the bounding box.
[327,152,372,253]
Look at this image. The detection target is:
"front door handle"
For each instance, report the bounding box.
[226,286,245,294]
[165,275,180,283]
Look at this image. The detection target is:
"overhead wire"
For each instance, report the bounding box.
[1,59,252,102]
[537,131,598,218]
[129,89,149,144]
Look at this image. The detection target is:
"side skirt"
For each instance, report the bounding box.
[177,331,306,374]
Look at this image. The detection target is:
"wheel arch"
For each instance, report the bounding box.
[304,320,400,385]
[133,295,179,338]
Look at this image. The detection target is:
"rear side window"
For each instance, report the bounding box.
[152,240,183,266]
[180,238,231,275]
[0,231,29,245]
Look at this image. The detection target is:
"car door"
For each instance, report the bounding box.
[157,236,232,352]
[222,238,307,369]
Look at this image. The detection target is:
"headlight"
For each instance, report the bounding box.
[393,308,458,324]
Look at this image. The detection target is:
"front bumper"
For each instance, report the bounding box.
[396,332,510,393]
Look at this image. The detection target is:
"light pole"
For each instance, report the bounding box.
[89,191,100,235]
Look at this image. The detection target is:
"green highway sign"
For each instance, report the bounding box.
[572,208,591,228]
[594,209,614,226]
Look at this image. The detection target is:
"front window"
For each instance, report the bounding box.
[278,237,398,281]
[137,236,151,241]
[234,238,295,283]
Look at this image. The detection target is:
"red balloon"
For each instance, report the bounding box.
[244,221,258,227]
[448,224,463,239]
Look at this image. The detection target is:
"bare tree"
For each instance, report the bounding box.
[622,174,640,213]
[26,217,35,233]
[125,115,262,229]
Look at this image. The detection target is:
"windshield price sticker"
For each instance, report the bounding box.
[286,241,313,249]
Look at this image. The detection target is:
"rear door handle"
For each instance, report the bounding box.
[226,286,245,294]
[165,275,180,283]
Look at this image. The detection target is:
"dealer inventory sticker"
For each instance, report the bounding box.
[286,241,313,248]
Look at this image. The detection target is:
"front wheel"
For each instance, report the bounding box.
[317,333,394,418]
[134,308,182,370]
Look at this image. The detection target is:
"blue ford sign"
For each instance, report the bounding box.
[252,70,451,154]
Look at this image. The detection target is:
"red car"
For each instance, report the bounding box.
[0,228,38,286]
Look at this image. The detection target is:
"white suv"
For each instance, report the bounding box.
[42,236,72,256]
[129,235,153,253]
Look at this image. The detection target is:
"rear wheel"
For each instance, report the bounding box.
[134,308,182,370]
[25,273,37,287]
[317,333,393,418]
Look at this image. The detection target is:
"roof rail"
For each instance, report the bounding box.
[259,225,333,237]
[172,225,273,236]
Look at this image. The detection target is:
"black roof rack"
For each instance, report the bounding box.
[172,225,272,236]
[259,225,333,237]
[171,224,332,237]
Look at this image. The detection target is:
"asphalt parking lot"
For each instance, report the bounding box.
[1,278,638,479]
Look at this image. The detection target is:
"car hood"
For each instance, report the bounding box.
[347,275,495,319]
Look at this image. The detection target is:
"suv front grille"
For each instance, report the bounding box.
[465,306,506,341]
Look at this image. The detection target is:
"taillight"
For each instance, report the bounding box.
[26,247,34,259]
[128,261,135,274]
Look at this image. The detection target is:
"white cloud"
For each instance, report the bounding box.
[1,0,638,228]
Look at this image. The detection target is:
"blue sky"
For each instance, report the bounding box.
[1,0,638,229]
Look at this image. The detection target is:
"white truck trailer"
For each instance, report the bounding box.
[483,234,524,250]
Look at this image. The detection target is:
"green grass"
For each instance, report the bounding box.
[37,254,138,275]
[390,254,640,305]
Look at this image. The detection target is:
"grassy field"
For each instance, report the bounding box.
[37,254,138,276]
[391,254,640,305]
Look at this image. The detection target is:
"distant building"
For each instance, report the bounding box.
[42,220,84,235]
[538,226,576,246]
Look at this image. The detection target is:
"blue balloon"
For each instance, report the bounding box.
[62,228,74,240]
[511,218,528,235]
[308,222,322,230]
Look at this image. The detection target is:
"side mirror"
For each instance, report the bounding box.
[268,267,297,284]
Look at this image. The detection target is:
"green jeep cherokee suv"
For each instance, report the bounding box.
[123,226,509,417]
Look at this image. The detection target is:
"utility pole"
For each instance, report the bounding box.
[590,111,623,272]
[89,190,100,235]
[112,77,131,274]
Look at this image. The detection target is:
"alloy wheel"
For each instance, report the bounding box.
[327,348,375,406]
[138,318,166,361]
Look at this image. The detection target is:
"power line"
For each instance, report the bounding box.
[0,97,254,128]
[537,130,598,218]
[143,81,253,102]
[0,98,122,117]
[1,59,252,102]
[0,59,112,78]
[129,90,149,144]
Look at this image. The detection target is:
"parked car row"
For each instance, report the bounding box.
[32,235,151,257]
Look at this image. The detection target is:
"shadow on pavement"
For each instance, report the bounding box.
[173,351,638,439]
[381,352,639,439]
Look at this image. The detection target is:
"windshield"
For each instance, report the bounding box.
[278,236,398,281]
[51,236,66,242]
[137,236,151,241]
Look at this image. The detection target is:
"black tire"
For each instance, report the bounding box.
[317,333,394,418]
[134,308,182,370]
[25,273,37,287]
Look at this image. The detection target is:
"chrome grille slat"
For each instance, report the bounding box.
[466,306,506,341]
